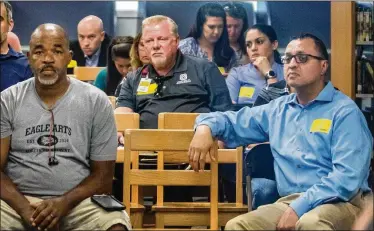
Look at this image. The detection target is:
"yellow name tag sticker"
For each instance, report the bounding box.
[137,82,157,95]
[310,119,332,134]
[137,78,152,93]
[218,67,226,74]
[67,60,77,68]
[239,86,255,98]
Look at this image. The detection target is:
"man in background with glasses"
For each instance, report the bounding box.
[253,33,330,107]
[189,33,372,230]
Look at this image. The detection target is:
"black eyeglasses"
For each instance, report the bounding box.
[281,54,326,64]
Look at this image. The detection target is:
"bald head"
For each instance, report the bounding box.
[77,15,105,56]
[78,15,103,32]
[28,23,72,87]
[30,23,69,48]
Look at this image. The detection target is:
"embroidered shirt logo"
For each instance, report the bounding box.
[176,73,191,84]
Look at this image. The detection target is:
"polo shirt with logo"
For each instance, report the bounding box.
[117,51,232,129]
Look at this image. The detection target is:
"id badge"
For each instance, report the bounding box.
[137,78,152,93]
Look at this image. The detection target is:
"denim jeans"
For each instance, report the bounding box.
[220,164,279,209]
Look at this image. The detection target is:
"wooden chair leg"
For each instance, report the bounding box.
[131,212,143,228]
[155,213,165,229]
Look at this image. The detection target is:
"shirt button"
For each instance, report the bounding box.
[297,148,300,151]
[163,86,166,89]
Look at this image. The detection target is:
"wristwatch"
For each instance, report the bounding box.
[265,70,276,80]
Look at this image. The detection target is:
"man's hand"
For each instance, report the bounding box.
[19,206,36,229]
[276,206,299,230]
[30,196,71,230]
[117,132,124,145]
[252,56,272,77]
[188,125,217,172]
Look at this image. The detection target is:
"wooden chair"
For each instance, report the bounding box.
[114,112,139,163]
[123,129,219,230]
[244,143,275,211]
[73,66,105,82]
[157,113,247,227]
[114,112,144,227]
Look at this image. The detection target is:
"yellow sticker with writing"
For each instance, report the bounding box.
[310,119,332,134]
[239,86,255,98]
[218,66,226,74]
[137,83,157,95]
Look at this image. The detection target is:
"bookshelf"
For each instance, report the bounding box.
[331,2,373,100]
[356,41,374,46]
[355,2,374,112]
[331,2,356,99]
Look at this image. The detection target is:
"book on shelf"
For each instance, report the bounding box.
[356,58,374,94]
[356,4,373,43]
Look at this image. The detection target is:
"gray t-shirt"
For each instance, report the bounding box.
[0,77,117,197]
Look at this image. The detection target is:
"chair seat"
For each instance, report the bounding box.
[152,202,247,212]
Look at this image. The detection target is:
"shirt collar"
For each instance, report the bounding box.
[0,45,23,59]
[286,81,335,105]
[84,47,101,60]
[148,50,187,78]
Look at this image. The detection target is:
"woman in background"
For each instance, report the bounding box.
[226,24,284,105]
[130,32,150,70]
[178,3,236,74]
[114,33,150,97]
[93,36,133,95]
[223,2,250,66]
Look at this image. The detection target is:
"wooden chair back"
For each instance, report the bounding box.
[73,66,105,81]
[123,129,219,230]
[108,96,116,109]
[114,112,139,163]
[157,113,246,227]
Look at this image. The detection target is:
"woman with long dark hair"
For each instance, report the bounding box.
[226,24,284,104]
[223,2,250,66]
[93,36,133,95]
[178,3,236,73]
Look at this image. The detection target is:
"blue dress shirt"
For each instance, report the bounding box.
[0,46,33,92]
[195,82,372,217]
[85,47,101,67]
[226,62,284,104]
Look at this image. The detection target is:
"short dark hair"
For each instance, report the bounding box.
[292,33,329,61]
[0,1,12,22]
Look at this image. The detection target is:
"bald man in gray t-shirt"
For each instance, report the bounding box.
[1,77,116,196]
[0,78,131,230]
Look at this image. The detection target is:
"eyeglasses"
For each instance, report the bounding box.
[281,54,326,64]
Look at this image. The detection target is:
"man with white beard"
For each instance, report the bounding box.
[0,23,131,230]
[116,15,231,130]
[116,15,232,203]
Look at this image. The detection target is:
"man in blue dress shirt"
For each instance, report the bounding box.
[189,33,373,230]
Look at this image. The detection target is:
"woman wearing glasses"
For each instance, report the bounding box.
[178,3,236,75]
[223,2,250,66]
[226,24,284,105]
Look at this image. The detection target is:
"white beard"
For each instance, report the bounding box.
[38,75,59,86]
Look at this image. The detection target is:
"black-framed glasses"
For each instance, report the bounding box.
[281,54,326,64]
